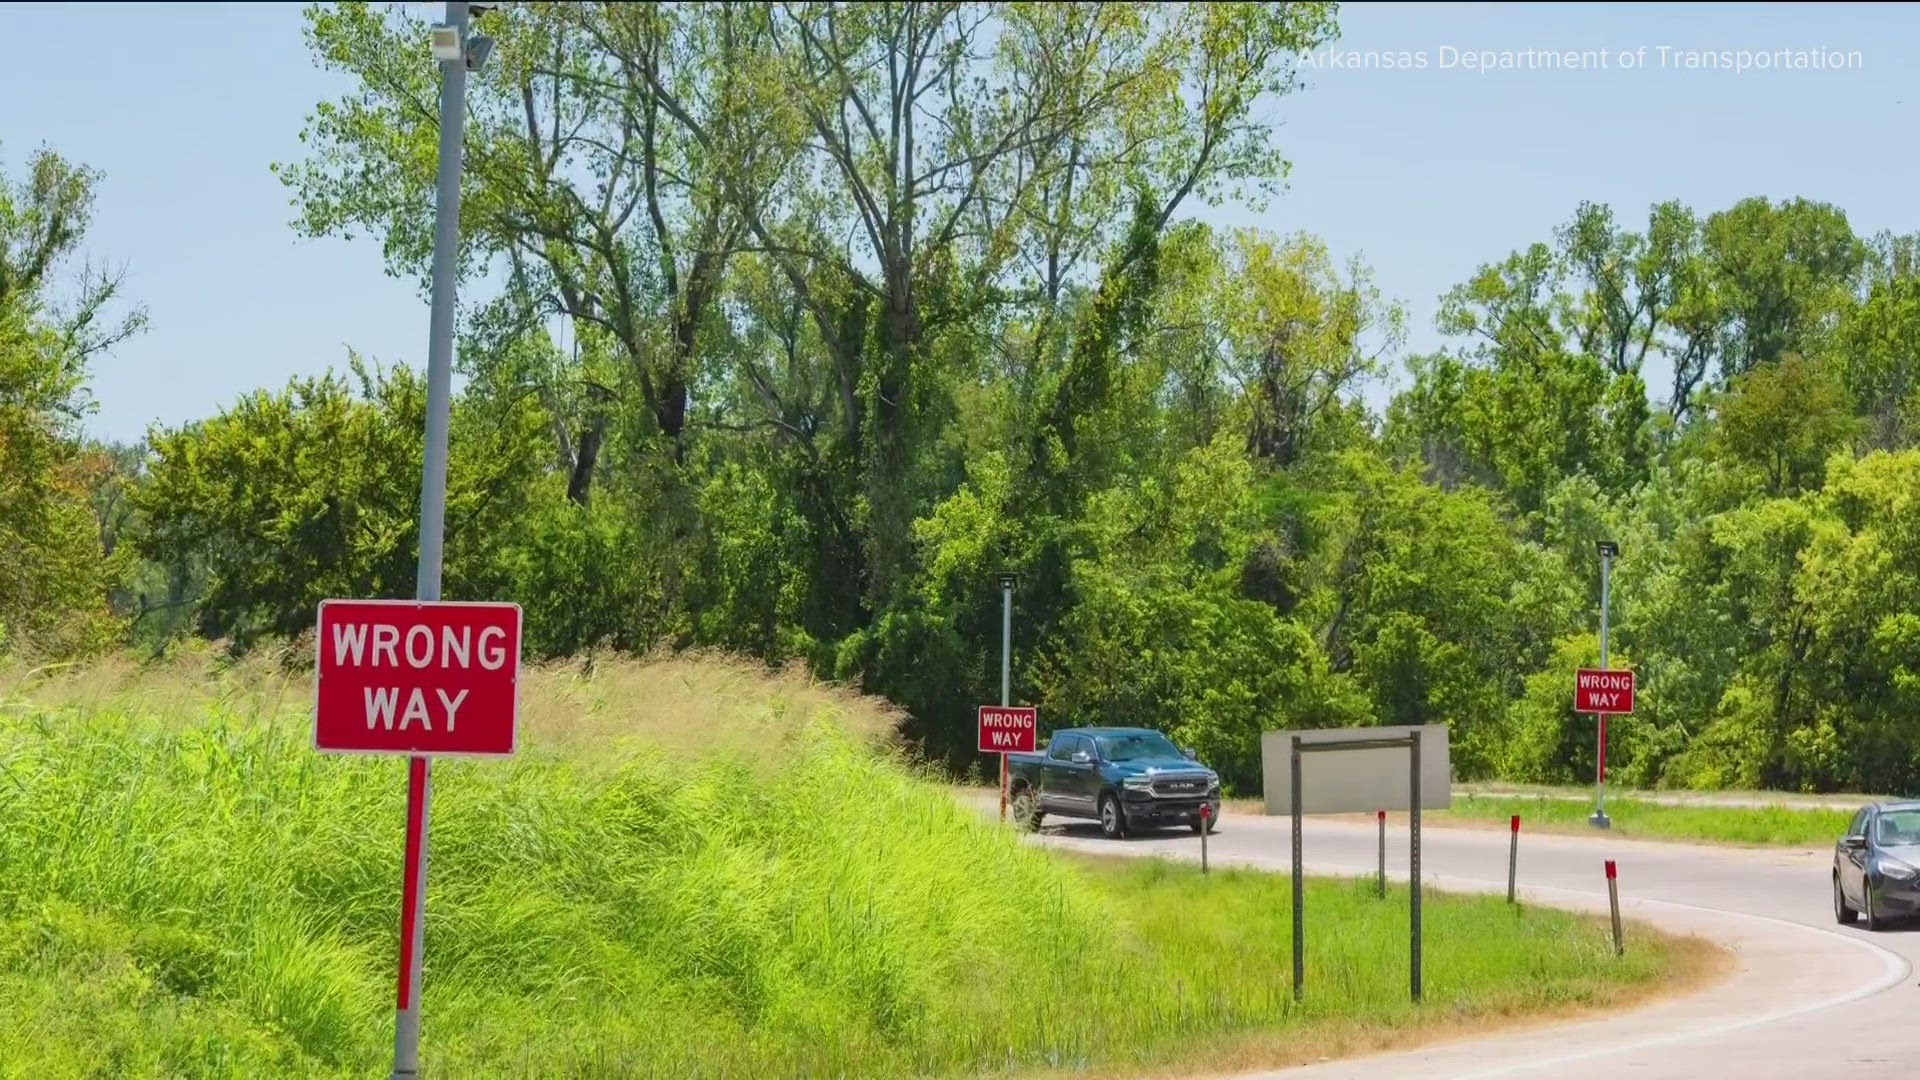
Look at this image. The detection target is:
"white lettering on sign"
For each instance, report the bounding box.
[437,688,468,731]
[372,624,400,666]
[442,626,470,668]
[405,625,434,668]
[362,685,471,731]
[1576,671,1633,691]
[979,710,1036,729]
[333,623,368,665]
[401,688,432,730]
[986,728,1025,748]
[328,623,503,670]
[365,686,400,729]
[479,626,508,670]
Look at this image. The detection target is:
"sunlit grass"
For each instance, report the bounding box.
[0,654,1709,1077]
[1446,793,1855,847]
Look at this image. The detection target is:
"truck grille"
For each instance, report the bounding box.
[1152,776,1210,796]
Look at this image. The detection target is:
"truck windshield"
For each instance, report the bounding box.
[1097,733,1182,762]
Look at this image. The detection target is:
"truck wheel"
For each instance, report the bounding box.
[1098,793,1128,839]
[1010,787,1043,832]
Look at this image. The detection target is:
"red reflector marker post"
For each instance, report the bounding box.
[1508,815,1521,904]
[1605,859,1624,955]
[1376,809,1387,897]
[1200,801,1212,873]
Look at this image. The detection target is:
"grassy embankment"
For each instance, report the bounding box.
[0,653,1715,1078]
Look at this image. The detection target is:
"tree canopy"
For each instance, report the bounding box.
[12,4,1920,796]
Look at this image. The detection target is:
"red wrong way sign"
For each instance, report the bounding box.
[978,705,1038,753]
[1575,668,1635,714]
[315,599,523,755]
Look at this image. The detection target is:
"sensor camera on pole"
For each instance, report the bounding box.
[429,24,463,61]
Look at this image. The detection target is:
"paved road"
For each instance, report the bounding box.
[1009,804,1919,1080]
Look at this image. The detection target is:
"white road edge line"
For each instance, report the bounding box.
[1432,881,1912,1080]
[1208,853,1915,1079]
[1019,808,1913,1078]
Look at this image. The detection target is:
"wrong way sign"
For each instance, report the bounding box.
[978,705,1038,753]
[1575,668,1634,714]
[315,599,523,755]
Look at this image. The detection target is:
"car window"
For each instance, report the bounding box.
[1069,735,1093,761]
[1875,809,1920,845]
[1848,809,1869,838]
[1047,734,1074,761]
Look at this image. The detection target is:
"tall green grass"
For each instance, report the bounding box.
[0,656,1696,1078]
[1448,794,1855,847]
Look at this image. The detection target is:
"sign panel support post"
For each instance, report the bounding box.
[1410,730,1422,1003]
[1291,731,1424,1004]
[1591,541,1617,830]
[997,572,1015,823]
[395,4,484,1074]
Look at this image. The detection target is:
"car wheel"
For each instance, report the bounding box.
[1010,787,1043,832]
[1834,872,1858,925]
[1864,880,1887,931]
[1191,813,1216,835]
[1098,793,1127,839]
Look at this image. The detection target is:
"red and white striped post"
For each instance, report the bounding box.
[1605,860,1624,955]
[394,756,431,1065]
[1507,815,1520,903]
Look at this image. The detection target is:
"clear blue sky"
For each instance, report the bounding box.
[1,2,1913,443]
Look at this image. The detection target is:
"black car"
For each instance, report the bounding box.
[1833,801,1920,930]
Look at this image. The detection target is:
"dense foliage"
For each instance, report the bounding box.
[7,2,1920,795]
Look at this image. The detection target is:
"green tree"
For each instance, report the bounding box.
[132,360,547,647]
[1830,271,1920,450]
[1701,197,1865,380]
[1705,352,1856,498]
[0,146,146,657]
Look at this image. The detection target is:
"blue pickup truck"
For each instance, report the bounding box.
[1005,726,1221,837]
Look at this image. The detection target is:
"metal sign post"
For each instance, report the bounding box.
[387,6,493,1076]
[1591,541,1617,830]
[1290,738,1303,1001]
[1290,731,1424,1004]
[998,572,1015,822]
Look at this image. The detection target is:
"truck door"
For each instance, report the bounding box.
[1059,734,1099,814]
[1040,734,1076,812]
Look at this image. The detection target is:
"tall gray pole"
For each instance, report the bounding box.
[997,573,1013,822]
[394,4,468,1076]
[1590,544,1614,830]
[1000,579,1012,707]
[1410,730,1422,1002]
